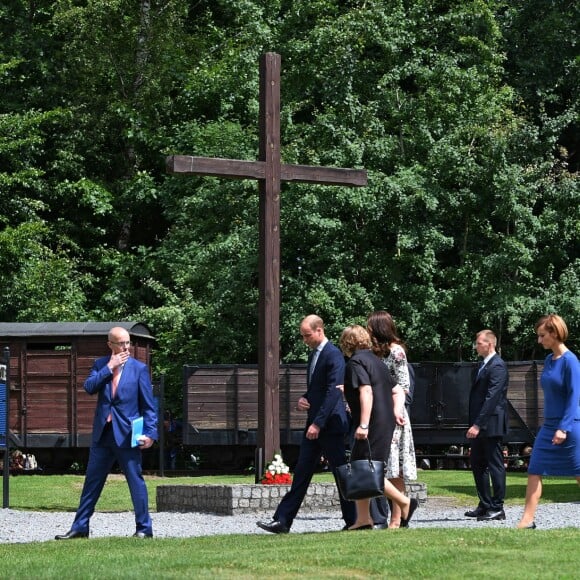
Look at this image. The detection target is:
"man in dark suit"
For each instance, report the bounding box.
[465,329,509,521]
[257,314,355,533]
[55,326,158,539]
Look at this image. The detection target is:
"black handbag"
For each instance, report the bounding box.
[336,439,384,500]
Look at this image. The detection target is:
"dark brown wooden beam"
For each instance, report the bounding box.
[280,164,367,186]
[257,52,281,467]
[166,156,264,180]
[167,156,367,187]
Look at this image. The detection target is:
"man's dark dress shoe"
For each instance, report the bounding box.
[400,498,419,528]
[132,532,153,538]
[257,520,289,534]
[464,506,487,518]
[373,522,388,530]
[55,530,89,540]
[477,509,506,521]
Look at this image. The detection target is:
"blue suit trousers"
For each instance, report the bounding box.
[71,423,152,535]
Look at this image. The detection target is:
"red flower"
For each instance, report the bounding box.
[261,453,293,484]
[262,472,292,484]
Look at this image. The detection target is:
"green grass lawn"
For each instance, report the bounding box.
[6,469,579,512]
[2,470,580,579]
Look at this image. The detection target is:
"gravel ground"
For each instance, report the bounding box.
[2,499,580,544]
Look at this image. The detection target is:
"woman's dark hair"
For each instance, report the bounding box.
[366,310,405,358]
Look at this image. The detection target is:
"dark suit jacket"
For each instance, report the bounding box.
[304,341,349,435]
[84,355,158,447]
[468,353,509,438]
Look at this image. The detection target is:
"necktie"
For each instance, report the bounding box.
[309,350,320,381]
[477,362,485,376]
[112,366,120,398]
[107,367,121,422]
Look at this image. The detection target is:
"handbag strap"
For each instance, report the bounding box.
[351,437,374,462]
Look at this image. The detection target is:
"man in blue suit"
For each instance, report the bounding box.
[257,315,355,533]
[465,329,509,522]
[55,326,158,539]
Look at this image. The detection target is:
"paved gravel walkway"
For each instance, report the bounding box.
[2,499,579,543]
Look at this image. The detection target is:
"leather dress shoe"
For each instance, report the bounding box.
[400,498,419,528]
[477,509,506,521]
[373,522,388,530]
[55,530,89,540]
[464,506,487,518]
[256,520,289,534]
[132,532,153,538]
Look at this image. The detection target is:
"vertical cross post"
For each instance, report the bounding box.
[257,53,281,474]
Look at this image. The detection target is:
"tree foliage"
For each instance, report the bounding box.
[0,0,578,408]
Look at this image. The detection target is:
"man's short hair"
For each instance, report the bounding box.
[476,329,497,347]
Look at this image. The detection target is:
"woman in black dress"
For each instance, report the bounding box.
[340,325,418,529]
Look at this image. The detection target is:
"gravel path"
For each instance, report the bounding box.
[2,499,580,543]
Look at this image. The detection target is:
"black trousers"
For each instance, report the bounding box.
[470,435,506,511]
[273,432,356,528]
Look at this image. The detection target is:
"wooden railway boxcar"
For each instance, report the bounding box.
[410,361,543,448]
[183,360,544,469]
[0,322,155,467]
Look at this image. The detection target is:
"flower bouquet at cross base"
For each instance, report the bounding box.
[261,453,292,485]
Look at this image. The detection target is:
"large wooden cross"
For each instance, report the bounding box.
[166,53,367,480]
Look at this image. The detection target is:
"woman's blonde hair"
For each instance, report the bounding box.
[339,325,371,358]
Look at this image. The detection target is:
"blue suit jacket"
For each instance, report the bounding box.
[84,355,158,447]
[304,341,349,435]
[468,353,509,437]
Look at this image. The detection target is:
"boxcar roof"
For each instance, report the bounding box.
[0,322,154,340]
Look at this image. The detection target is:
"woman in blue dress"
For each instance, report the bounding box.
[517,314,580,529]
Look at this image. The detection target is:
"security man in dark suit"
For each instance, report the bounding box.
[257,314,355,533]
[465,329,509,521]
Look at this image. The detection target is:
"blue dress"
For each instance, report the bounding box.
[528,350,580,476]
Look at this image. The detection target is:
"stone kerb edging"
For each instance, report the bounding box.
[157,481,427,515]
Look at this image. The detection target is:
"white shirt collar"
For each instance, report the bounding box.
[316,338,328,352]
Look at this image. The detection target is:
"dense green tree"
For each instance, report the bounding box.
[0,0,577,410]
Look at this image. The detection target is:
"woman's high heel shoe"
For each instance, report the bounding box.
[400,498,418,528]
[348,524,373,531]
[517,522,536,529]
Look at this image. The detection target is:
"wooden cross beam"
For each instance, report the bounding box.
[166,53,367,480]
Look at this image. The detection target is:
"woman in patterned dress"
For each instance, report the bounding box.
[367,311,417,528]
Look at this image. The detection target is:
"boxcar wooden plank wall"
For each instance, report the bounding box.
[505,361,544,442]
[25,351,71,433]
[183,360,545,451]
[183,364,308,446]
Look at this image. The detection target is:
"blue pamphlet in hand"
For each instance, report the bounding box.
[131,416,144,447]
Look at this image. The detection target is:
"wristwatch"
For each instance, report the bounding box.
[359,424,369,430]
